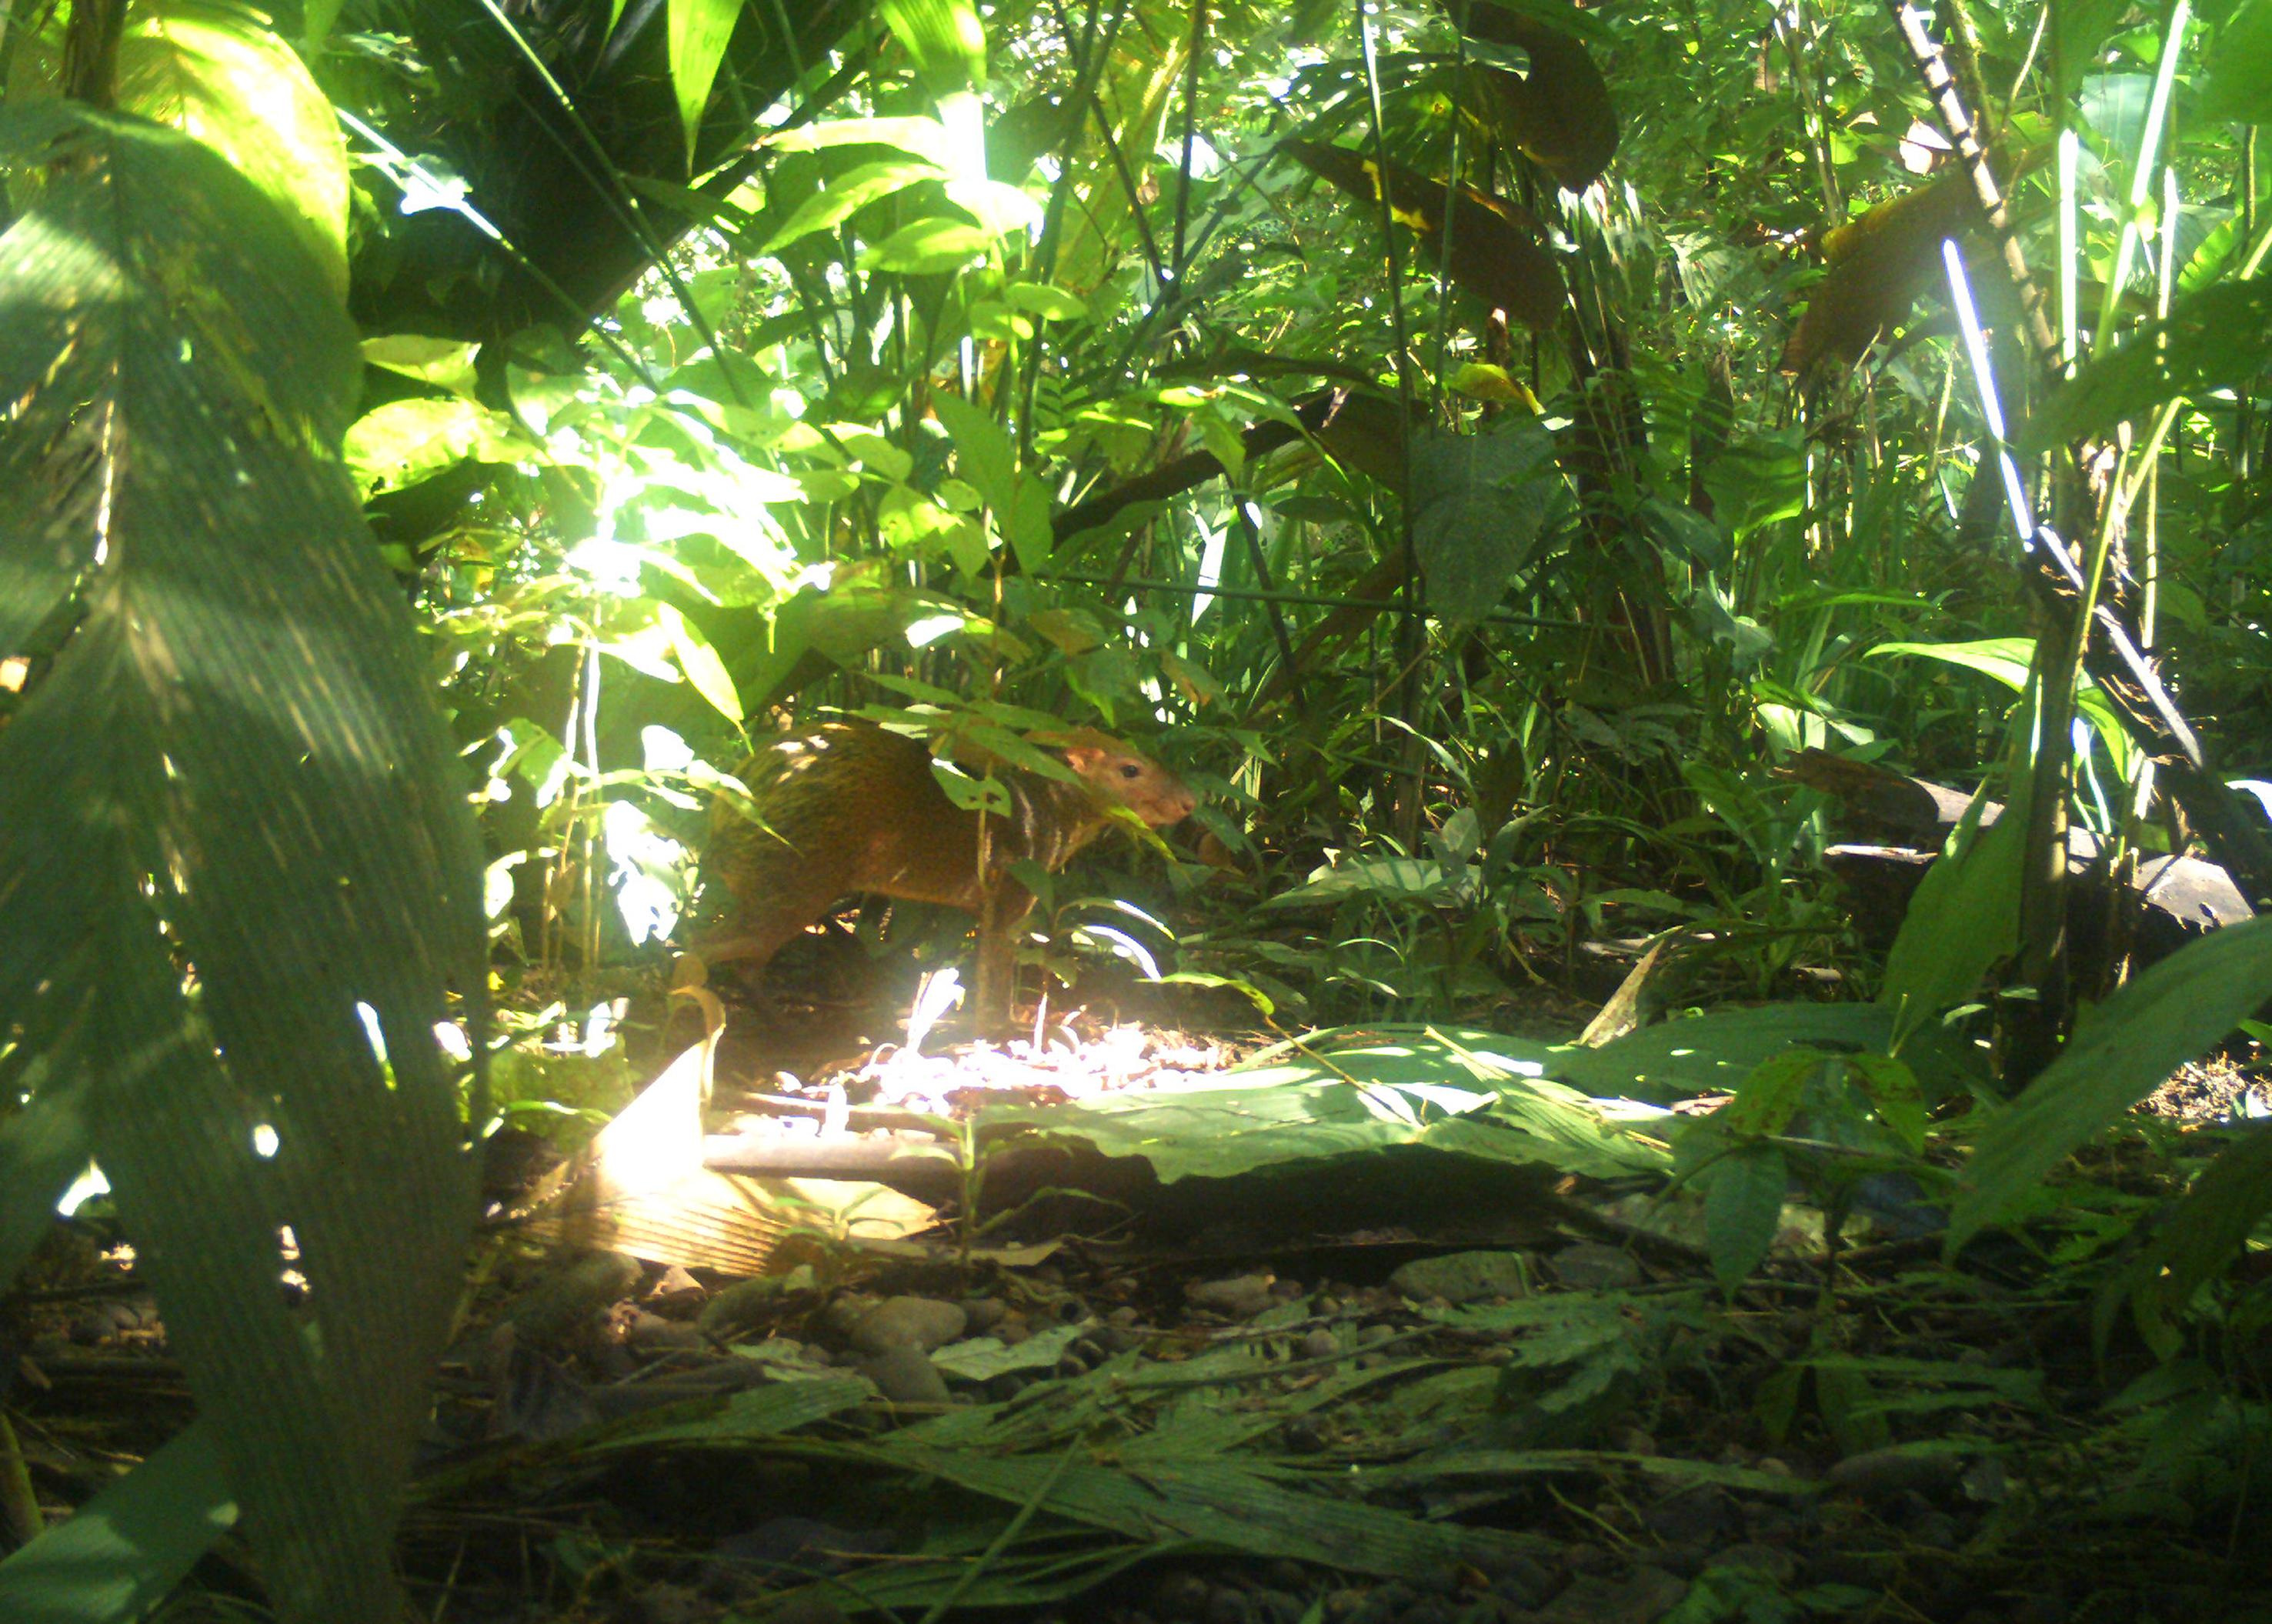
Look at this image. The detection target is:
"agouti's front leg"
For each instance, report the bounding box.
[971,879,1039,1037]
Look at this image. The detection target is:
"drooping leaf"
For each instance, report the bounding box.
[669,0,747,168]
[1282,138,1566,332]
[0,105,482,1624]
[1456,2,1620,192]
[2023,276,2272,449]
[1948,916,2272,1252]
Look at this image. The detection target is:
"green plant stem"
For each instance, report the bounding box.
[1353,0,1426,845]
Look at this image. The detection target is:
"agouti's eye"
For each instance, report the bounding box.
[1120,763,1141,779]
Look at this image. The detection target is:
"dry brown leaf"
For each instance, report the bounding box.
[1282,138,1566,332]
[1460,6,1620,192]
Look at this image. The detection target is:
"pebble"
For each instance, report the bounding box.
[848,1296,968,1355]
[1388,1251,1532,1305]
[1186,1273,1278,1319]
[859,1342,951,1404]
[1545,1242,1643,1291]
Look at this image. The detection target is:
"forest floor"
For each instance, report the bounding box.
[16,959,2271,1624]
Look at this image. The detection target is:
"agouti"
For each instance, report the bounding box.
[695,720,1196,1031]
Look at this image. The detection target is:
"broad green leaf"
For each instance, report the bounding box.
[767,115,956,163]
[1001,280,1090,320]
[879,0,986,91]
[656,604,743,722]
[2025,278,2272,448]
[946,175,1044,235]
[2117,1124,2272,1355]
[2200,0,2272,123]
[1868,637,2137,779]
[2048,0,2127,98]
[345,397,539,495]
[860,215,996,272]
[360,335,479,395]
[761,158,943,253]
[1948,915,2272,1252]
[0,105,482,1624]
[0,1421,238,1622]
[95,3,352,300]
[1410,421,1556,619]
[669,0,746,168]
[1553,1002,1989,1103]
[1879,795,2023,1040]
[1701,432,1807,538]
[1707,1144,1788,1294]
[930,390,1019,514]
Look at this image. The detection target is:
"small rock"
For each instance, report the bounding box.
[1388,1251,1532,1305]
[859,1343,950,1405]
[960,1296,1007,1334]
[1545,1243,1642,1292]
[625,1311,704,1354]
[1706,1543,1797,1584]
[1533,1565,1686,1623]
[1186,1273,1277,1320]
[849,1296,969,1355]
[756,1597,849,1624]
[1298,1329,1341,1361]
[1823,1446,1964,1499]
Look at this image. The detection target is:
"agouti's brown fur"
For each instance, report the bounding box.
[696,720,1196,1029]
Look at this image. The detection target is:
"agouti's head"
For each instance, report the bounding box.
[1057,733,1197,828]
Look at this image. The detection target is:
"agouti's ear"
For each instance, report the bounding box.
[1061,745,1105,772]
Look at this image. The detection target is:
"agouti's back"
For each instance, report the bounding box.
[696,721,1195,992]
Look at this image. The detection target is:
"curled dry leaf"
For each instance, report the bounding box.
[1281,138,1566,332]
[1458,5,1620,193]
[1780,145,2043,375]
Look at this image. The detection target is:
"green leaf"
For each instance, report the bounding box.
[930,390,1019,514]
[0,105,482,1624]
[760,158,943,254]
[1706,1144,1788,1294]
[657,604,743,722]
[1947,915,2272,1252]
[345,397,538,495]
[1410,421,1556,619]
[1552,1003,1987,1104]
[2025,277,2272,449]
[878,0,987,90]
[360,335,480,395]
[1001,280,1090,320]
[1879,795,2023,1038]
[2201,0,2272,123]
[0,1421,238,1622]
[861,215,996,272]
[669,0,747,168]
[1868,637,2137,779]
[96,3,353,301]
[766,115,956,163]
